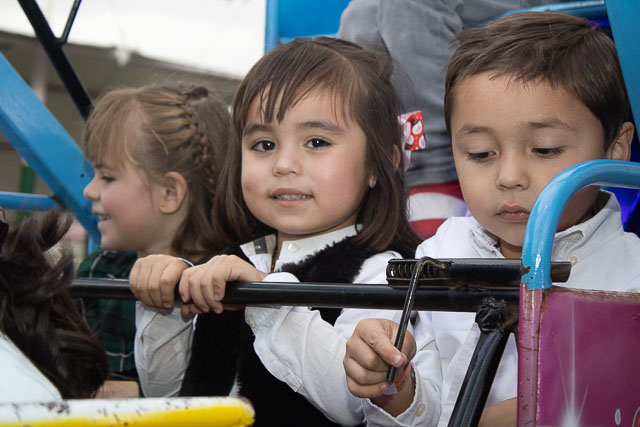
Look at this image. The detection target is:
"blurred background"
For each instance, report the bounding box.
[0,0,265,209]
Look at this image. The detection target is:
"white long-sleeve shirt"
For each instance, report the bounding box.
[388,192,640,426]
[135,225,436,425]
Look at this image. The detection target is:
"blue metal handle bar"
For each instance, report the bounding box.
[0,192,57,211]
[522,159,640,290]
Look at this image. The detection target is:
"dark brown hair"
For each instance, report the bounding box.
[83,83,231,257]
[215,36,419,250]
[0,211,109,398]
[444,11,630,149]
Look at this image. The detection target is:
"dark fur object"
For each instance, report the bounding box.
[0,211,109,398]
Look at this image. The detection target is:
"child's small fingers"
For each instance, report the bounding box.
[354,319,407,368]
[134,260,154,307]
[203,264,230,314]
[346,333,381,370]
[146,261,167,309]
[158,272,176,308]
[129,262,141,299]
[227,256,268,285]
[180,303,201,317]
[159,260,187,308]
[211,301,224,314]
[377,342,407,369]
[178,268,192,303]
[187,303,204,315]
[210,257,258,302]
[180,303,190,318]
[204,257,227,302]
[198,269,219,308]
[343,354,387,387]
[345,375,389,399]
[186,274,210,313]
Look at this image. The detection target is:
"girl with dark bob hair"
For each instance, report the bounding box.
[131,36,420,425]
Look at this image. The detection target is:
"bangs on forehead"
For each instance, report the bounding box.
[255,80,357,126]
[83,99,140,168]
[236,38,363,131]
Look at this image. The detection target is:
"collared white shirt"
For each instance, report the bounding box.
[135,225,416,425]
[384,192,640,426]
[0,331,62,402]
[245,226,425,426]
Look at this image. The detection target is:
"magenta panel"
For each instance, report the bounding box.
[536,289,640,426]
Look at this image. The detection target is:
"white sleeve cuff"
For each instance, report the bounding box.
[363,364,439,427]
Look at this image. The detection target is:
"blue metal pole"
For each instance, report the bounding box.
[606,0,640,123]
[0,53,99,241]
[264,0,279,53]
[0,192,58,211]
[521,160,640,290]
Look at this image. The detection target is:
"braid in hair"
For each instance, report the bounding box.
[180,87,218,199]
[0,211,109,398]
[132,84,232,258]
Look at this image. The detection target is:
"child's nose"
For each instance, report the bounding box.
[83,176,99,201]
[496,157,529,190]
[272,146,302,176]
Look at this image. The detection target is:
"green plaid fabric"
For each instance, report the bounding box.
[76,249,138,381]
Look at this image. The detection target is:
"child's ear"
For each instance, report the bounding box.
[368,174,377,189]
[392,145,402,170]
[159,172,188,214]
[607,121,634,161]
[369,145,402,188]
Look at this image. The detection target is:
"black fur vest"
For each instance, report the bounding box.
[179,236,414,426]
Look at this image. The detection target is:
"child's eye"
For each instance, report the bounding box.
[97,171,115,182]
[533,147,564,157]
[305,137,331,150]
[252,140,276,152]
[467,151,494,162]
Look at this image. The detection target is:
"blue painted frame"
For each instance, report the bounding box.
[0,191,57,211]
[521,159,640,290]
[0,53,99,241]
[606,0,640,123]
[264,0,350,52]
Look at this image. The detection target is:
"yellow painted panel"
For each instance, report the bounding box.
[0,397,254,427]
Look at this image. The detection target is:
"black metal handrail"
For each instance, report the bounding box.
[71,277,520,312]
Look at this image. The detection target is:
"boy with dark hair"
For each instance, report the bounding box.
[338,0,568,239]
[343,11,639,426]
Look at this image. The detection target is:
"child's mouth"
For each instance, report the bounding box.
[498,211,529,222]
[273,194,312,201]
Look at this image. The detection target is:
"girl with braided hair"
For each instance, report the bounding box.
[83,83,230,258]
[81,83,230,392]
[0,210,109,401]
